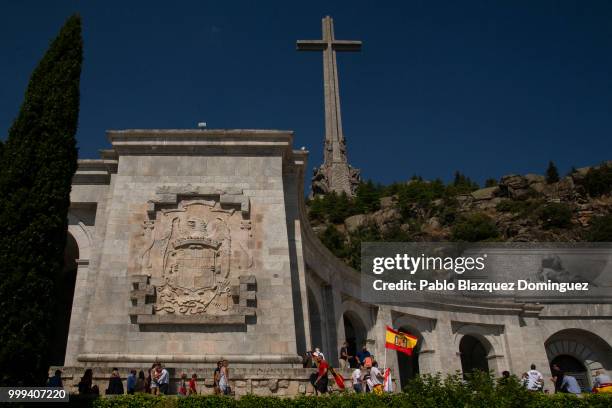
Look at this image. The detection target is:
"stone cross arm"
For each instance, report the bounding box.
[296,39,362,52]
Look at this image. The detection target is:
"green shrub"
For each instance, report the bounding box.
[318,225,347,259]
[451,213,499,242]
[90,384,612,408]
[539,203,572,229]
[307,197,325,222]
[485,178,498,187]
[546,161,560,184]
[354,180,382,213]
[585,215,612,242]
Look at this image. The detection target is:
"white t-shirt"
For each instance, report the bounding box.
[158,369,169,385]
[526,369,543,390]
[351,368,362,385]
[369,366,383,386]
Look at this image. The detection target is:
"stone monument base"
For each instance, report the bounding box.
[50,366,380,396]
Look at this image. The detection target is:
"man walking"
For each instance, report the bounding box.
[311,353,329,395]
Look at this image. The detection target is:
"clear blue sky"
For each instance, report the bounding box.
[1,1,612,186]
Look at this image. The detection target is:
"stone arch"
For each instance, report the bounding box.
[545,328,612,388]
[459,335,489,376]
[342,310,368,368]
[453,324,505,376]
[337,300,373,367]
[391,315,435,389]
[67,215,92,261]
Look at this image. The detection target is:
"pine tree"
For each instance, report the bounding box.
[0,15,82,385]
[546,161,559,184]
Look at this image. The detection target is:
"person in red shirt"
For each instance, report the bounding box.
[188,373,198,395]
[310,354,329,394]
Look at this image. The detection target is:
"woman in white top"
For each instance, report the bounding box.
[219,360,230,395]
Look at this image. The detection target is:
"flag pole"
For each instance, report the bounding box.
[384,344,387,370]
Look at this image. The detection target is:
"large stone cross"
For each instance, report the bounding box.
[297,16,361,196]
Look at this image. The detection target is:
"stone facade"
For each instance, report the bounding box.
[57,128,612,396]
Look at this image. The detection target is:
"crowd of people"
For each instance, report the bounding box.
[47,351,611,396]
[59,360,231,396]
[512,363,612,394]
[305,342,387,394]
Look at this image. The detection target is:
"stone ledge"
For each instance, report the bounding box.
[75,354,303,364]
[136,314,247,325]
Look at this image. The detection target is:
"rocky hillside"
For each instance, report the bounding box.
[306,162,612,269]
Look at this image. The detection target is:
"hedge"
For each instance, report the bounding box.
[89,393,612,408]
[89,371,612,408]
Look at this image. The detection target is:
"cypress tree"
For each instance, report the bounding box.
[546,161,559,183]
[0,15,82,385]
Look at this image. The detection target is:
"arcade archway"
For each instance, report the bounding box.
[307,288,323,353]
[48,232,79,366]
[342,311,367,367]
[545,328,612,390]
[459,334,489,377]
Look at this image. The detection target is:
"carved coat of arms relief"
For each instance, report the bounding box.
[129,186,255,324]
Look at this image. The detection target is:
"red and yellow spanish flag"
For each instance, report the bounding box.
[385,326,418,356]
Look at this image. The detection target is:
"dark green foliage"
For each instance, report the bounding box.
[306,196,325,222]
[450,171,479,194]
[90,373,612,408]
[585,215,612,242]
[353,180,381,213]
[319,225,347,259]
[307,192,355,224]
[546,161,560,184]
[484,178,498,187]
[0,15,82,385]
[396,179,445,220]
[539,203,572,229]
[451,213,499,242]
[345,223,383,269]
[581,163,612,197]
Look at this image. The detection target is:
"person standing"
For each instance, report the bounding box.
[78,369,99,395]
[351,364,363,393]
[368,361,384,395]
[550,364,564,393]
[134,371,146,393]
[157,364,170,395]
[47,370,63,387]
[311,354,329,395]
[149,363,159,395]
[178,373,188,396]
[188,374,198,395]
[213,361,222,394]
[105,368,124,395]
[525,364,544,392]
[356,345,372,368]
[339,341,349,370]
[219,360,231,395]
[126,369,137,395]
